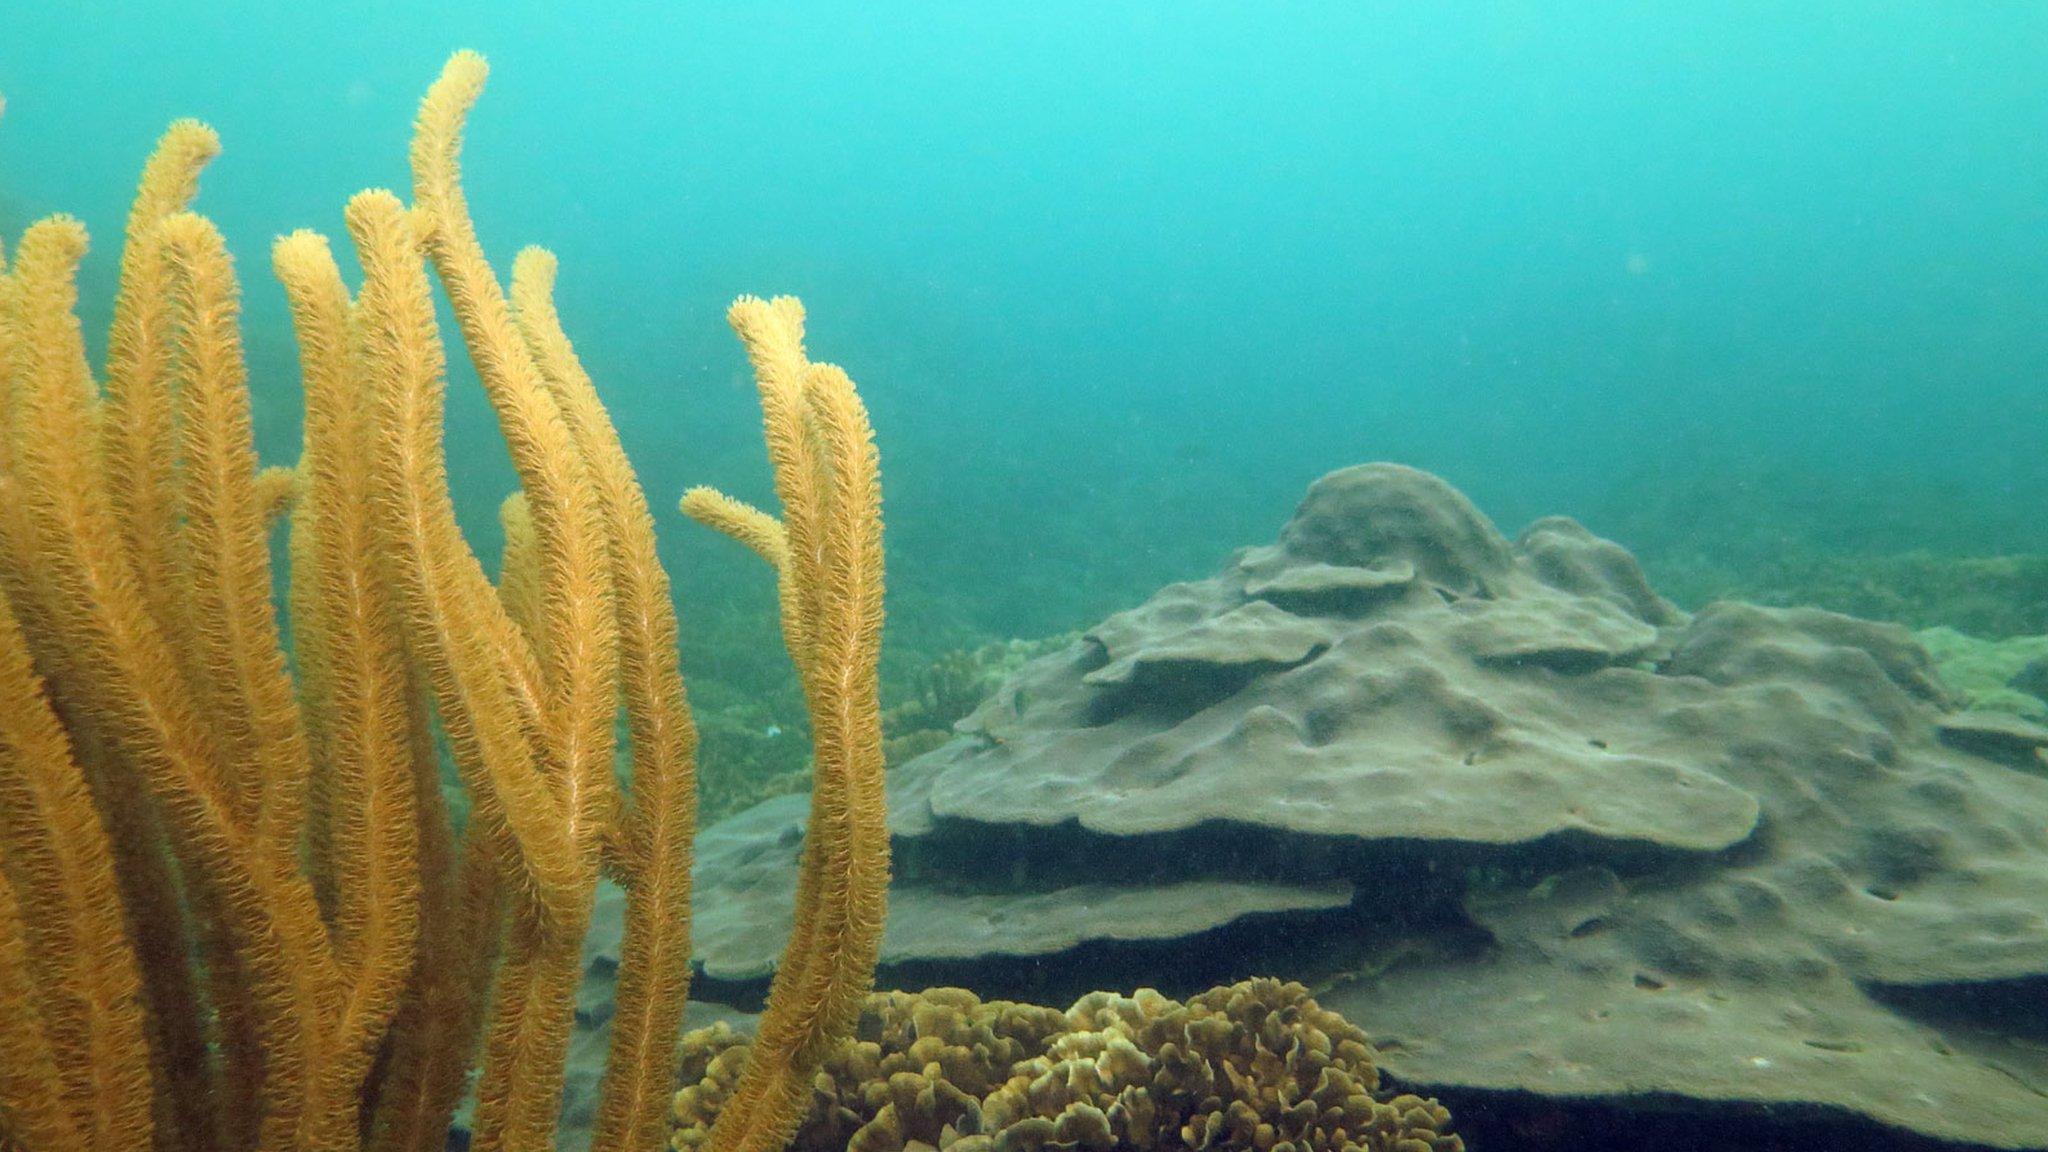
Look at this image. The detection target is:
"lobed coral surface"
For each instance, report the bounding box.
[670,979,1461,1152]
[683,463,2048,1149]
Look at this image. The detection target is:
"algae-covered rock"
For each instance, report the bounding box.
[1918,625,2048,719]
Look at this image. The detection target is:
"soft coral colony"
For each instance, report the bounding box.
[0,50,887,1152]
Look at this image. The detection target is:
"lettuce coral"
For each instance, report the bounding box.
[671,979,1462,1152]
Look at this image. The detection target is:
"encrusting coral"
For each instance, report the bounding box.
[669,979,1463,1152]
[0,51,887,1152]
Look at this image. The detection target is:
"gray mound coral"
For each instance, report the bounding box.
[670,979,1461,1152]
[676,463,2048,1149]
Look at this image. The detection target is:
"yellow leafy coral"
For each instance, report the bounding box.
[670,980,1463,1152]
[0,50,888,1152]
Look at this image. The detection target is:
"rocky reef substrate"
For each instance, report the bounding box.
[578,463,2048,1150]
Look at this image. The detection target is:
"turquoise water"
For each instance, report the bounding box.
[10,11,2048,1150]
[4,2,2046,668]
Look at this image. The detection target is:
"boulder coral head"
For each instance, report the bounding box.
[685,461,2048,1148]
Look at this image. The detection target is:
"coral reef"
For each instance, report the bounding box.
[695,704,819,827]
[0,52,887,1152]
[689,463,2048,1148]
[1661,548,2048,640]
[685,638,1066,836]
[1917,626,2048,718]
[881,639,1070,767]
[670,979,1461,1152]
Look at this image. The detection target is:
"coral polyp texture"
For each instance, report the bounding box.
[669,979,1462,1152]
[688,463,2048,1149]
[0,51,888,1152]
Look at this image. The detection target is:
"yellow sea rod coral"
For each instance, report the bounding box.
[0,50,887,1152]
[510,246,705,1152]
[681,295,891,1152]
